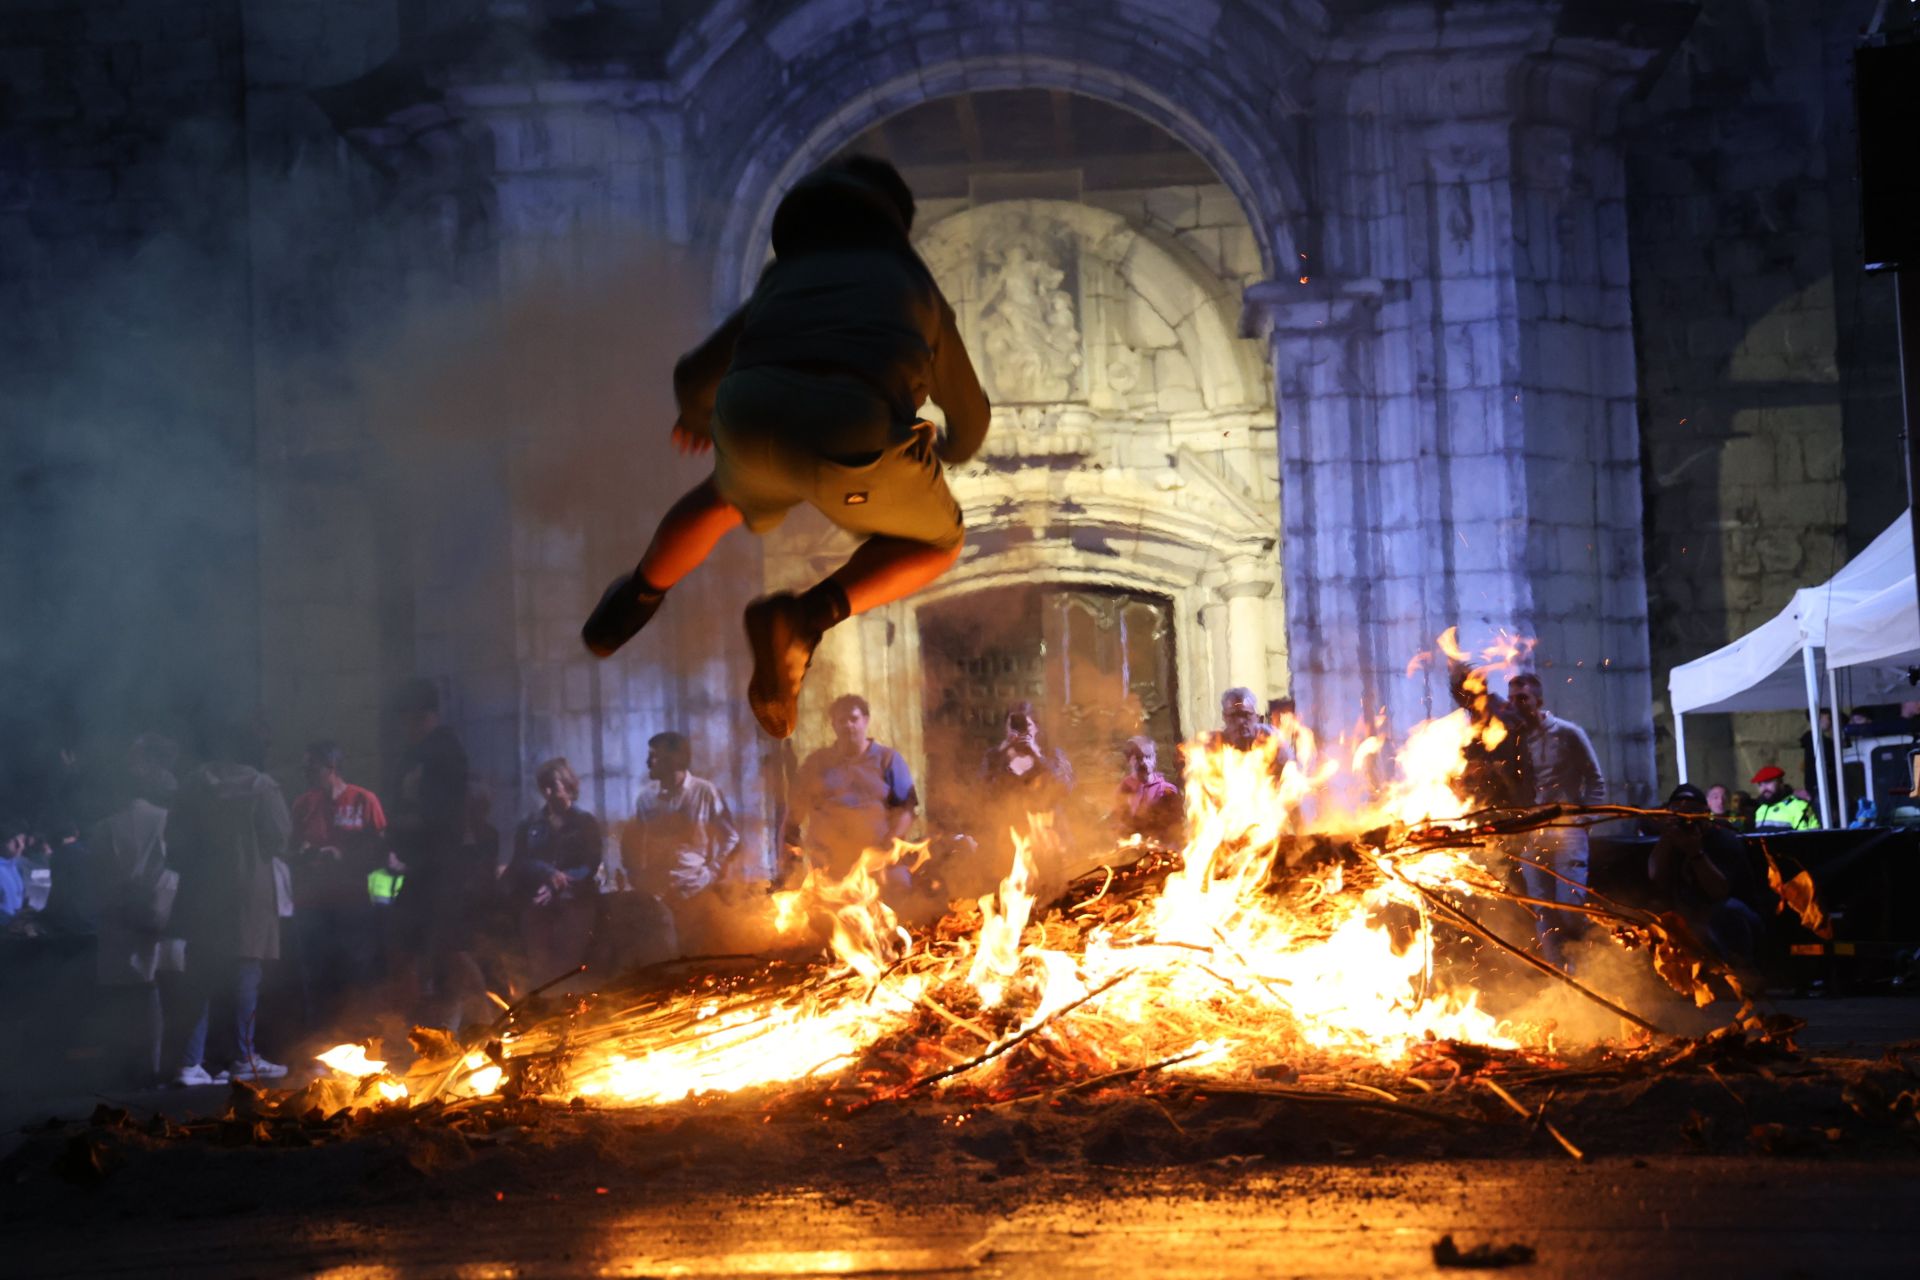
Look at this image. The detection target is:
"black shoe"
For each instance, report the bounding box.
[743,593,820,739]
[582,572,665,657]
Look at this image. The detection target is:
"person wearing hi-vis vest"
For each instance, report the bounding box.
[1750,765,1818,831]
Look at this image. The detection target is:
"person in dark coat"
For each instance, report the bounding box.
[1447,659,1532,809]
[976,700,1076,879]
[90,764,183,1087]
[165,723,291,1084]
[1647,784,1770,975]
[508,757,603,982]
[389,678,472,1027]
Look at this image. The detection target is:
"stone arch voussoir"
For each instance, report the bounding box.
[683,14,1312,306]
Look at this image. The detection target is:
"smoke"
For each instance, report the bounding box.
[1480,914,1700,1045]
[0,78,771,1090]
[350,234,712,526]
[1,138,261,793]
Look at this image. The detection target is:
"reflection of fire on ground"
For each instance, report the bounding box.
[301,633,1828,1127]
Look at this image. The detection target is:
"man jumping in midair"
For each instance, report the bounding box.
[582,157,991,738]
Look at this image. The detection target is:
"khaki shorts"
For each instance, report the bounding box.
[712,367,965,549]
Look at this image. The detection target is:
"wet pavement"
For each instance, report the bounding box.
[7,996,1919,1278]
[14,1156,1920,1278]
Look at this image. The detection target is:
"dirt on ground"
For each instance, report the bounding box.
[5,1030,1917,1237]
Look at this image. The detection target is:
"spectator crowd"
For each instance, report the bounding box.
[4,660,1857,1094]
[2,677,1301,1095]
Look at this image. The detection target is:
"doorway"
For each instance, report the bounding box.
[917,584,1180,836]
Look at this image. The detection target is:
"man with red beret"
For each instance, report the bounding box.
[1750,764,1817,831]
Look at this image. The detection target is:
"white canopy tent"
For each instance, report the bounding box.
[1826,573,1920,674]
[1822,571,1920,815]
[1668,512,1915,827]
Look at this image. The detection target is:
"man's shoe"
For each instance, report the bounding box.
[227,1057,289,1082]
[582,571,665,657]
[173,1064,228,1088]
[743,593,820,739]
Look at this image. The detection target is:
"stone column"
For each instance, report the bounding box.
[1222,562,1274,695]
[1246,279,1399,732]
[1199,599,1232,711]
[1263,12,1662,798]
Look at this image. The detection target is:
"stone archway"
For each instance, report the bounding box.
[671,4,1321,308]
[761,192,1287,773]
[344,1,1672,814]
[668,2,1667,804]
[683,7,1328,782]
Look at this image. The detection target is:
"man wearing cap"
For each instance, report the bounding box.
[1750,765,1817,831]
[1648,783,1770,973]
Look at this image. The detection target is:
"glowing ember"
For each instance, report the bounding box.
[316,1043,386,1077]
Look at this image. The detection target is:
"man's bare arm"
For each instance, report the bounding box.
[672,307,748,440]
[928,293,990,463]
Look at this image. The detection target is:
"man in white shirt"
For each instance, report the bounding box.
[623,732,742,903]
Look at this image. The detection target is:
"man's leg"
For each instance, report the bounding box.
[638,478,746,587]
[137,983,163,1083]
[583,478,743,656]
[828,534,965,614]
[231,958,263,1066]
[165,966,211,1075]
[1704,898,1764,972]
[1523,829,1589,971]
[1515,836,1566,969]
[744,535,962,738]
[295,909,326,1035]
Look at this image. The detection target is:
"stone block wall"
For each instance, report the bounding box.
[17,0,1903,843]
[1512,118,1655,800]
[1277,14,1662,802]
[382,74,775,868]
[241,0,421,807]
[1624,0,1905,794]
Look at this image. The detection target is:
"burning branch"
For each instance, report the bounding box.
[900,969,1138,1093]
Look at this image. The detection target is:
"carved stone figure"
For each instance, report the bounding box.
[980,240,1082,401]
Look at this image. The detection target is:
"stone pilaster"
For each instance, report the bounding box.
[1265,10,1662,796]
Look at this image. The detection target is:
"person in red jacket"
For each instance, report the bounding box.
[582,156,990,740]
[288,739,390,1037]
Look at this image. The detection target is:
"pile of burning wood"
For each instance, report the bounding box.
[265,632,1839,1140]
[295,706,1829,1132]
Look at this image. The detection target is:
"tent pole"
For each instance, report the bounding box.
[1803,646,1834,827]
[1897,277,1920,621]
[1828,664,1849,826]
[1674,709,1689,785]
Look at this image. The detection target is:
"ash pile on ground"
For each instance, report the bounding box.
[4,1037,1916,1230]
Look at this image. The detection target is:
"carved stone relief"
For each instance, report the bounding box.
[978,238,1084,402]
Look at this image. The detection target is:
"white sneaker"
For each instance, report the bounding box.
[173,1064,229,1087]
[227,1057,288,1081]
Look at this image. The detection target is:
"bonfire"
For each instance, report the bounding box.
[298,632,1827,1139]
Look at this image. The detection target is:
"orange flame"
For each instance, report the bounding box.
[348,629,1670,1108]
